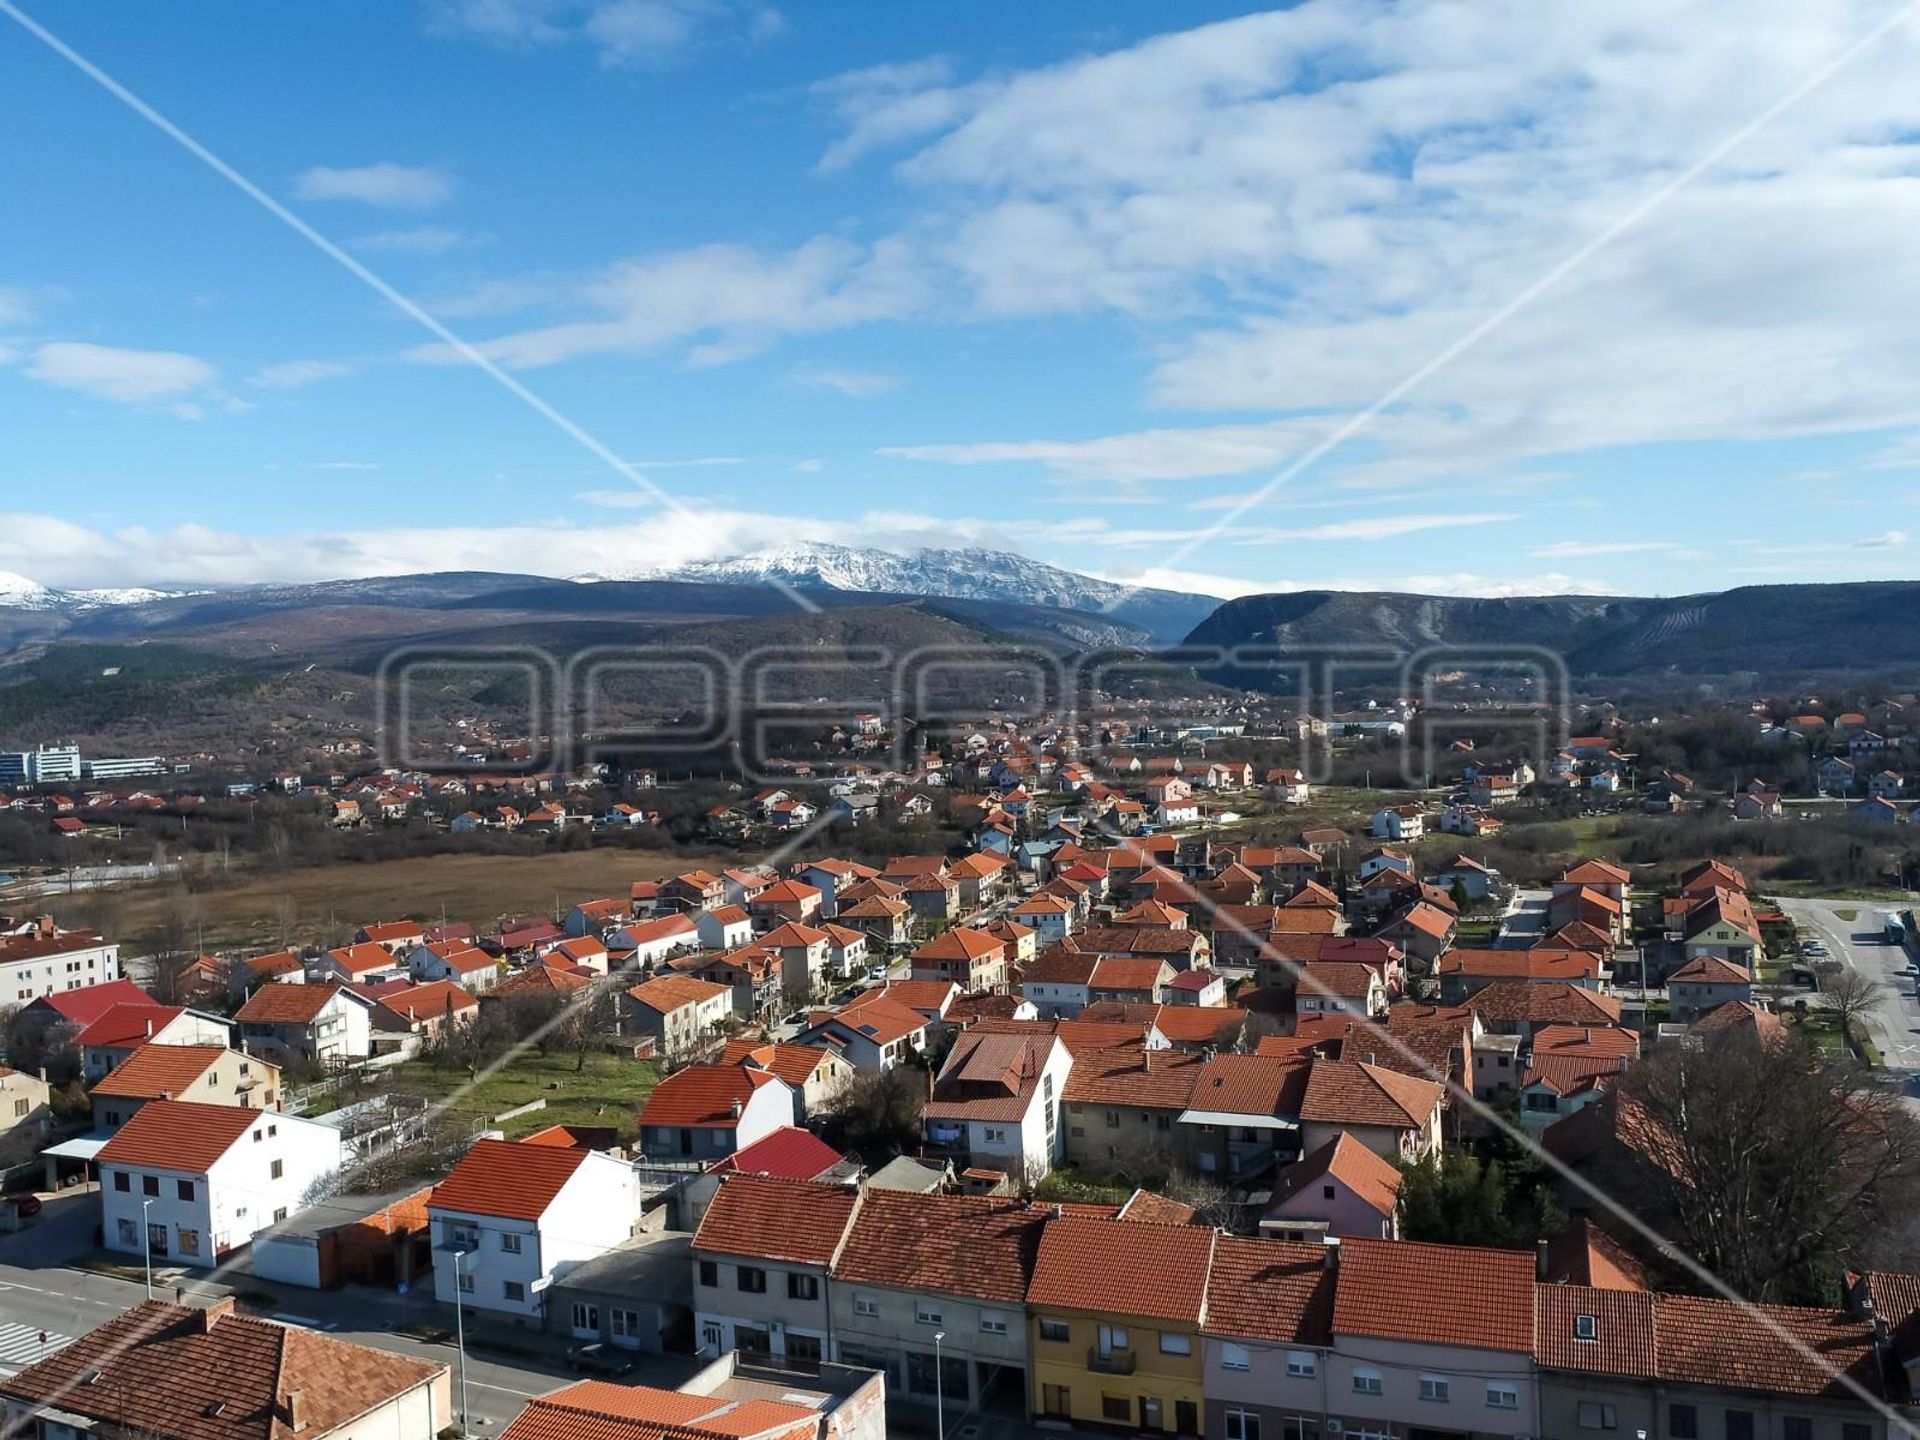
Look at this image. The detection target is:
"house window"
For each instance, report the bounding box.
[116,1218,137,1247]
[176,1228,200,1256]
[699,1260,718,1287]
[1041,1385,1071,1418]
[980,1311,1009,1335]
[1217,1342,1251,1372]
[786,1333,823,1364]
[1486,1382,1519,1409]
[1668,1404,1699,1439]
[1418,1376,1450,1403]
[1101,1396,1131,1422]
[1224,1410,1260,1440]
[854,1294,879,1317]
[1352,1368,1383,1396]
[738,1266,767,1293]
[1842,1426,1872,1440]
[142,1175,159,1197]
[1039,1318,1070,1343]
[1577,1401,1616,1430]
[1574,1313,1597,1341]
[1159,1333,1191,1356]
[1321,1184,1336,1200]
[571,1303,600,1335]
[1286,1351,1315,1378]
[1724,1413,1754,1440]
[503,1281,525,1302]
[457,1271,474,1294]
[1105,1111,1121,1128]
[175,1179,194,1202]
[611,1310,640,1343]
[11,1098,25,1118]
[501,1233,522,1254]
[916,1302,943,1326]
[1780,1421,1812,1440]
[269,1159,284,1180]
[788,1273,819,1301]
[113,1171,130,1193]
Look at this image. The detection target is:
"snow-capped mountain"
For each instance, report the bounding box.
[601,543,1220,643]
[0,571,192,612]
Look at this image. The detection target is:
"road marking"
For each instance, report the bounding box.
[0,1322,73,1374]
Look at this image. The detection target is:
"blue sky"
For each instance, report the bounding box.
[3,0,1920,599]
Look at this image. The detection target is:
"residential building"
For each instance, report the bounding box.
[0,1298,450,1440]
[923,1028,1071,1180]
[98,1100,343,1268]
[692,1174,859,1364]
[75,1002,232,1081]
[0,1065,52,1149]
[428,1136,642,1322]
[1202,1235,1336,1440]
[1666,956,1755,1021]
[722,1039,854,1121]
[1298,1059,1445,1162]
[1026,1215,1215,1435]
[638,1064,796,1162]
[797,998,933,1073]
[235,981,374,1067]
[90,1043,281,1131]
[624,974,735,1061]
[1262,1132,1403,1240]
[0,919,122,1007]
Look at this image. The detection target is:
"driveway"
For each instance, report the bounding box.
[1779,898,1919,1076]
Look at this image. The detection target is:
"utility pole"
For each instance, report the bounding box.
[453,1248,471,1433]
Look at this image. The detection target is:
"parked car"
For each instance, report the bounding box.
[867,963,888,980]
[565,1342,634,1377]
[5,1192,42,1218]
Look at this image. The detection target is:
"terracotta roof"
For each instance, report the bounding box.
[816,997,931,1047]
[96,1099,260,1173]
[1027,1215,1216,1323]
[711,1126,847,1181]
[1272,1133,1403,1218]
[693,1174,858,1265]
[1655,1294,1882,1400]
[1182,1053,1309,1119]
[501,1379,818,1440]
[1541,1216,1648,1291]
[1204,1234,1334,1344]
[1334,1237,1535,1352]
[1560,859,1630,885]
[1296,960,1378,1000]
[628,974,732,1014]
[834,1189,1044,1303]
[1524,1051,1626,1096]
[1668,954,1752,985]
[925,1030,1053,1123]
[430,1137,592,1220]
[0,1299,443,1440]
[1532,1024,1641,1059]
[26,976,150,1024]
[1467,981,1622,1027]
[1441,948,1601,983]
[842,980,956,1017]
[244,951,303,977]
[1150,1005,1250,1047]
[1115,1189,1198,1225]
[1534,1284,1656,1376]
[1299,1057,1443,1129]
[721,1039,835,1088]
[494,964,592,997]
[376,980,478,1025]
[1088,956,1168,992]
[89,1042,229,1100]
[1693,1000,1788,1047]
[1063,1045,1206,1110]
[641,1065,784,1129]
[236,980,351,1025]
[912,927,1005,962]
[326,941,401,976]
[74,1002,188,1049]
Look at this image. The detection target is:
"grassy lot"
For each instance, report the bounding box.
[1834,907,1861,923]
[97,848,690,948]
[1793,1010,1851,1060]
[390,1050,660,1139]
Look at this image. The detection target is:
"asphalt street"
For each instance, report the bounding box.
[1780,897,1920,1078]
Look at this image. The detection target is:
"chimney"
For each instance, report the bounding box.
[730,1099,742,1119]
[1321,1235,1340,1270]
[146,1018,155,1038]
[197,1297,235,1333]
[281,1389,308,1432]
[1535,1238,1551,1281]
[37,915,54,938]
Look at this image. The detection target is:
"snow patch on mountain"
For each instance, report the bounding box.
[0,573,194,612]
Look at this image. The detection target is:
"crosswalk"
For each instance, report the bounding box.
[0,1322,73,1376]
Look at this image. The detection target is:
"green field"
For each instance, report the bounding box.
[391,1050,659,1139]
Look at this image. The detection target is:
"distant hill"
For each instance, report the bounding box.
[1182,582,1920,682]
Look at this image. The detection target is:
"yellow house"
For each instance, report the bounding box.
[1026,1214,1215,1434]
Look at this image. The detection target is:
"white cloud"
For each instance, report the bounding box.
[352,226,472,254]
[311,460,383,471]
[1090,565,1622,600]
[25,341,216,406]
[249,359,357,389]
[0,285,52,327]
[882,420,1315,482]
[791,458,825,472]
[427,0,785,66]
[293,163,455,209]
[1529,540,1700,559]
[622,455,744,469]
[789,364,901,398]
[413,236,926,368]
[1045,512,1517,549]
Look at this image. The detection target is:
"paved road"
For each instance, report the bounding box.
[0,1192,620,1433]
[1780,898,1920,1077]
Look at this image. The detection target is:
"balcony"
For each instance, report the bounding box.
[1087,1347,1136,1375]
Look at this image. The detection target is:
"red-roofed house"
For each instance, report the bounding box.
[692,1176,859,1364]
[76,1002,231,1081]
[428,1137,642,1319]
[638,1065,796,1162]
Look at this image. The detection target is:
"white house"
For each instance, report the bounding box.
[408,940,500,992]
[0,918,122,1007]
[609,913,701,970]
[1369,806,1426,841]
[922,1029,1071,1179]
[695,905,755,951]
[1009,893,1077,945]
[234,982,374,1067]
[428,1137,642,1322]
[98,1099,343,1268]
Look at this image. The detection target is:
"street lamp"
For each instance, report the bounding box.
[452,1248,471,1434]
[933,1331,946,1440]
[141,1198,154,1300]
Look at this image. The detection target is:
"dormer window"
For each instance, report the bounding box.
[1575,1313,1597,1341]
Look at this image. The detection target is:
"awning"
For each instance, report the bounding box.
[41,1134,112,1161]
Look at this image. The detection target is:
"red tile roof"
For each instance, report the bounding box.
[1204,1235,1334,1344]
[89,1042,230,1100]
[73,1002,187,1049]
[711,1126,847,1181]
[1029,1215,1216,1323]
[1273,1133,1403,1218]
[1333,1237,1535,1352]
[27,977,150,1024]
[833,1189,1044,1303]
[1299,1057,1443,1129]
[640,1064,783,1128]
[429,1137,592,1220]
[1654,1294,1881,1400]
[236,981,351,1025]
[97,1099,261,1173]
[693,1174,858,1265]
[0,1299,443,1440]
[1534,1284,1656,1376]
[502,1380,818,1440]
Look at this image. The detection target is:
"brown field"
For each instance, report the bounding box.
[104,848,691,949]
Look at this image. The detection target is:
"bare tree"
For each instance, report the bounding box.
[1594,1030,1920,1304]
[1820,966,1881,1036]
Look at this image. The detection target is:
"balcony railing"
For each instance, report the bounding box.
[1088,1347,1136,1375]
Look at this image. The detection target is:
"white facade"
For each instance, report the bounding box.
[100,1115,343,1268]
[429,1152,641,1320]
[2,937,123,1007]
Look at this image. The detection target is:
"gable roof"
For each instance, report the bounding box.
[833,1189,1045,1304]
[97,1099,260,1174]
[235,980,354,1025]
[89,1042,231,1100]
[693,1174,858,1266]
[73,1002,188,1050]
[641,1065,785,1128]
[429,1137,593,1221]
[711,1126,848,1182]
[1272,1133,1403,1218]
[1028,1215,1216,1324]
[1299,1057,1443,1129]
[1204,1234,1334,1345]
[27,977,151,1024]
[1333,1237,1535,1352]
[500,1379,818,1440]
